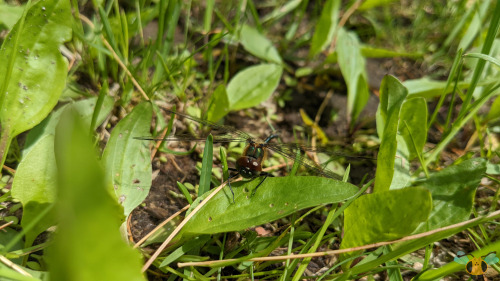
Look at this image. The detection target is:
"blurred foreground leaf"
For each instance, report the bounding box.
[49,109,144,281]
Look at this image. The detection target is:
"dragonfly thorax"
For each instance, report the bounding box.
[236,156,263,178]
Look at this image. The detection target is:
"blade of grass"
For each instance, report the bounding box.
[456,0,500,122]
[199,135,213,196]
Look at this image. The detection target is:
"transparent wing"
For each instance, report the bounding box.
[134,109,252,143]
[483,252,499,265]
[271,142,375,160]
[266,142,344,180]
[454,251,470,265]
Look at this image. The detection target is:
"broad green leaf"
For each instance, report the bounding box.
[358,0,398,10]
[349,211,500,277]
[240,24,282,64]
[0,228,23,265]
[374,75,408,192]
[0,0,71,166]
[486,92,500,122]
[198,135,213,196]
[309,0,340,57]
[0,2,24,29]
[206,84,229,122]
[336,28,370,124]
[24,96,114,155]
[181,176,358,235]
[103,102,152,216]
[413,158,486,233]
[404,77,469,98]
[398,97,427,160]
[49,109,144,281]
[389,138,411,190]
[341,187,432,250]
[11,135,56,247]
[226,63,282,111]
[487,161,500,175]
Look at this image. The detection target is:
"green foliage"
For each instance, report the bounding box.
[1,0,500,280]
[337,28,370,125]
[309,0,340,57]
[11,135,56,248]
[374,75,408,192]
[102,102,153,216]
[413,158,486,233]
[49,109,145,281]
[240,24,282,64]
[226,63,283,111]
[198,134,213,196]
[181,177,358,235]
[0,0,71,167]
[340,187,432,264]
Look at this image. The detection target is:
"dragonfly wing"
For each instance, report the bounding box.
[266,142,343,180]
[454,251,470,265]
[163,109,254,140]
[275,142,375,160]
[484,252,499,265]
[134,134,248,143]
[454,256,469,265]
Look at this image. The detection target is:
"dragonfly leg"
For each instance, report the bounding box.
[226,168,239,203]
[251,172,274,197]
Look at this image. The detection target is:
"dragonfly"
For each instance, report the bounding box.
[135,109,363,203]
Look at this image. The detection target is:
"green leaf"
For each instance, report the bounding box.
[413,158,486,233]
[49,109,145,281]
[0,0,72,166]
[0,2,24,29]
[181,176,358,235]
[226,63,282,111]
[398,97,427,160]
[24,96,114,155]
[206,84,230,122]
[198,135,213,196]
[486,91,500,122]
[358,0,398,10]
[374,75,408,192]
[350,211,500,277]
[403,77,469,98]
[11,135,56,247]
[261,0,302,23]
[309,0,340,57]
[340,187,432,263]
[336,28,370,124]
[360,45,422,59]
[103,102,153,216]
[240,24,282,64]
